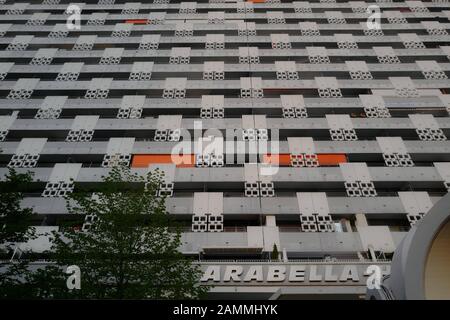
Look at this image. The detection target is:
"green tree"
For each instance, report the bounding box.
[34,165,208,299]
[0,168,36,298]
[270,244,279,261]
[0,169,35,246]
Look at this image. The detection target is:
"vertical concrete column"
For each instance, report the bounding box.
[266,215,276,226]
[355,214,368,227]
[341,218,353,232]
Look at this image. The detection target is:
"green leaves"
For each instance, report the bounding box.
[0,168,37,298]
[37,165,208,299]
[271,244,279,261]
[0,168,36,250]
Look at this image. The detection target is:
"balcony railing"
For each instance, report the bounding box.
[196,258,392,263]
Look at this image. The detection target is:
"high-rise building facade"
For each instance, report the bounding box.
[1,0,450,299]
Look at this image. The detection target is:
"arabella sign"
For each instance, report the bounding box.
[199,263,390,286]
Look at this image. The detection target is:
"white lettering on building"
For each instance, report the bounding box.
[200,264,388,284]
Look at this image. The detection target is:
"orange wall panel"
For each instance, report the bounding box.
[125,19,148,24]
[263,154,347,166]
[263,154,291,165]
[133,153,347,168]
[131,154,195,168]
[318,154,347,166]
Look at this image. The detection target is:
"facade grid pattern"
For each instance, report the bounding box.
[1,0,450,295]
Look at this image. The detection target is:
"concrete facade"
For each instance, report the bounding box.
[1,0,450,299]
